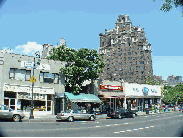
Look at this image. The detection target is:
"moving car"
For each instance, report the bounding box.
[108,108,137,119]
[56,109,96,122]
[0,105,25,122]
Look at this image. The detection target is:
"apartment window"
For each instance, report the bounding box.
[115,68,118,71]
[107,54,110,57]
[139,46,143,50]
[107,59,110,62]
[140,66,145,69]
[119,72,123,76]
[140,61,144,64]
[147,61,150,64]
[113,44,115,47]
[129,62,132,65]
[128,57,132,60]
[125,72,127,75]
[128,52,131,55]
[107,49,110,52]
[136,66,138,70]
[39,72,59,84]
[129,67,133,70]
[119,53,122,56]
[129,72,133,75]
[124,48,126,51]
[26,70,31,81]
[135,52,137,55]
[119,58,122,61]
[119,63,122,66]
[136,61,138,65]
[107,64,110,67]
[145,50,149,53]
[147,66,150,69]
[124,57,126,61]
[141,71,145,74]
[140,51,144,54]
[107,68,111,71]
[9,68,31,81]
[135,57,138,60]
[124,53,126,56]
[9,68,15,79]
[136,71,138,75]
[140,56,144,59]
[113,53,115,56]
[124,43,125,46]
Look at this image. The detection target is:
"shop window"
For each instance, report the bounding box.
[39,72,44,83]
[4,92,16,98]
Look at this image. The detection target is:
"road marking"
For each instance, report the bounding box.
[106,125,110,126]
[139,128,144,130]
[127,130,132,132]
[95,122,99,123]
[145,127,150,128]
[96,126,100,127]
[114,124,119,125]
[150,126,154,128]
[145,116,148,117]
[133,129,138,131]
[120,131,126,133]
[114,132,120,133]
[124,123,129,124]
[157,116,160,117]
[179,115,182,116]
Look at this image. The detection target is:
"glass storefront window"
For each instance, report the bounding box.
[47,101,51,111]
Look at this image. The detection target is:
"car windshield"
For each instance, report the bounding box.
[65,110,72,113]
[0,105,12,111]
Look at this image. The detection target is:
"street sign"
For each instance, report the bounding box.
[30,76,36,82]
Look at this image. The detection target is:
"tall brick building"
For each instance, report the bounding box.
[99,14,153,84]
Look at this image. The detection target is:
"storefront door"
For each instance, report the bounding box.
[4,98,16,110]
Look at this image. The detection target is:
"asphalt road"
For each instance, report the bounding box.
[0,112,183,137]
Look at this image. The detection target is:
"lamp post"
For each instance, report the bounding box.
[29,51,40,119]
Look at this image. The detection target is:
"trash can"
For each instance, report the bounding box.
[146,109,149,114]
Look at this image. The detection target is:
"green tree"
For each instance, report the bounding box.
[144,76,161,85]
[152,0,183,15]
[162,84,183,104]
[47,45,106,95]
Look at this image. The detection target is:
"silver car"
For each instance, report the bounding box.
[0,105,25,122]
[56,110,96,122]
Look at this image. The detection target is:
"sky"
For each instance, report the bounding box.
[0,0,183,80]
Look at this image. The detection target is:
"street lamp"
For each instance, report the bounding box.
[29,51,40,119]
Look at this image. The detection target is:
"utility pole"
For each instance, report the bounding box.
[29,51,40,119]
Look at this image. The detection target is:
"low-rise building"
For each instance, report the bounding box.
[166,75,182,86]
[0,51,66,116]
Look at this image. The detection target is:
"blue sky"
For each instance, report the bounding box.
[0,0,183,80]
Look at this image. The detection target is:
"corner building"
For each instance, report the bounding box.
[0,51,66,116]
[99,14,153,83]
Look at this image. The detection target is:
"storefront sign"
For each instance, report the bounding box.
[100,85,123,91]
[143,87,149,96]
[3,84,54,94]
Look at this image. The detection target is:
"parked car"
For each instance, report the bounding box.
[108,108,137,119]
[56,109,96,122]
[0,105,25,122]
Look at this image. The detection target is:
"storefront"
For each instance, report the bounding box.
[98,84,124,114]
[64,92,102,113]
[3,83,54,115]
[123,82,162,112]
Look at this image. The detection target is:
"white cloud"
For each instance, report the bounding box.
[15,42,43,56]
[0,47,13,53]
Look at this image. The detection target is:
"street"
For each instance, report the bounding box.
[0,112,182,137]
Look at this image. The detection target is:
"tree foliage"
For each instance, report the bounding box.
[153,0,183,15]
[47,45,106,95]
[162,84,183,104]
[144,76,161,85]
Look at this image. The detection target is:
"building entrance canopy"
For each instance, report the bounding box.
[65,92,102,103]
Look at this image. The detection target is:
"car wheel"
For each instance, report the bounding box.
[68,116,74,122]
[90,116,95,121]
[132,114,135,118]
[13,115,21,122]
[118,114,121,119]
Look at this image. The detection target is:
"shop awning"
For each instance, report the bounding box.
[65,92,102,103]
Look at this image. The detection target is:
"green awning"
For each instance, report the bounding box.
[65,92,102,103]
